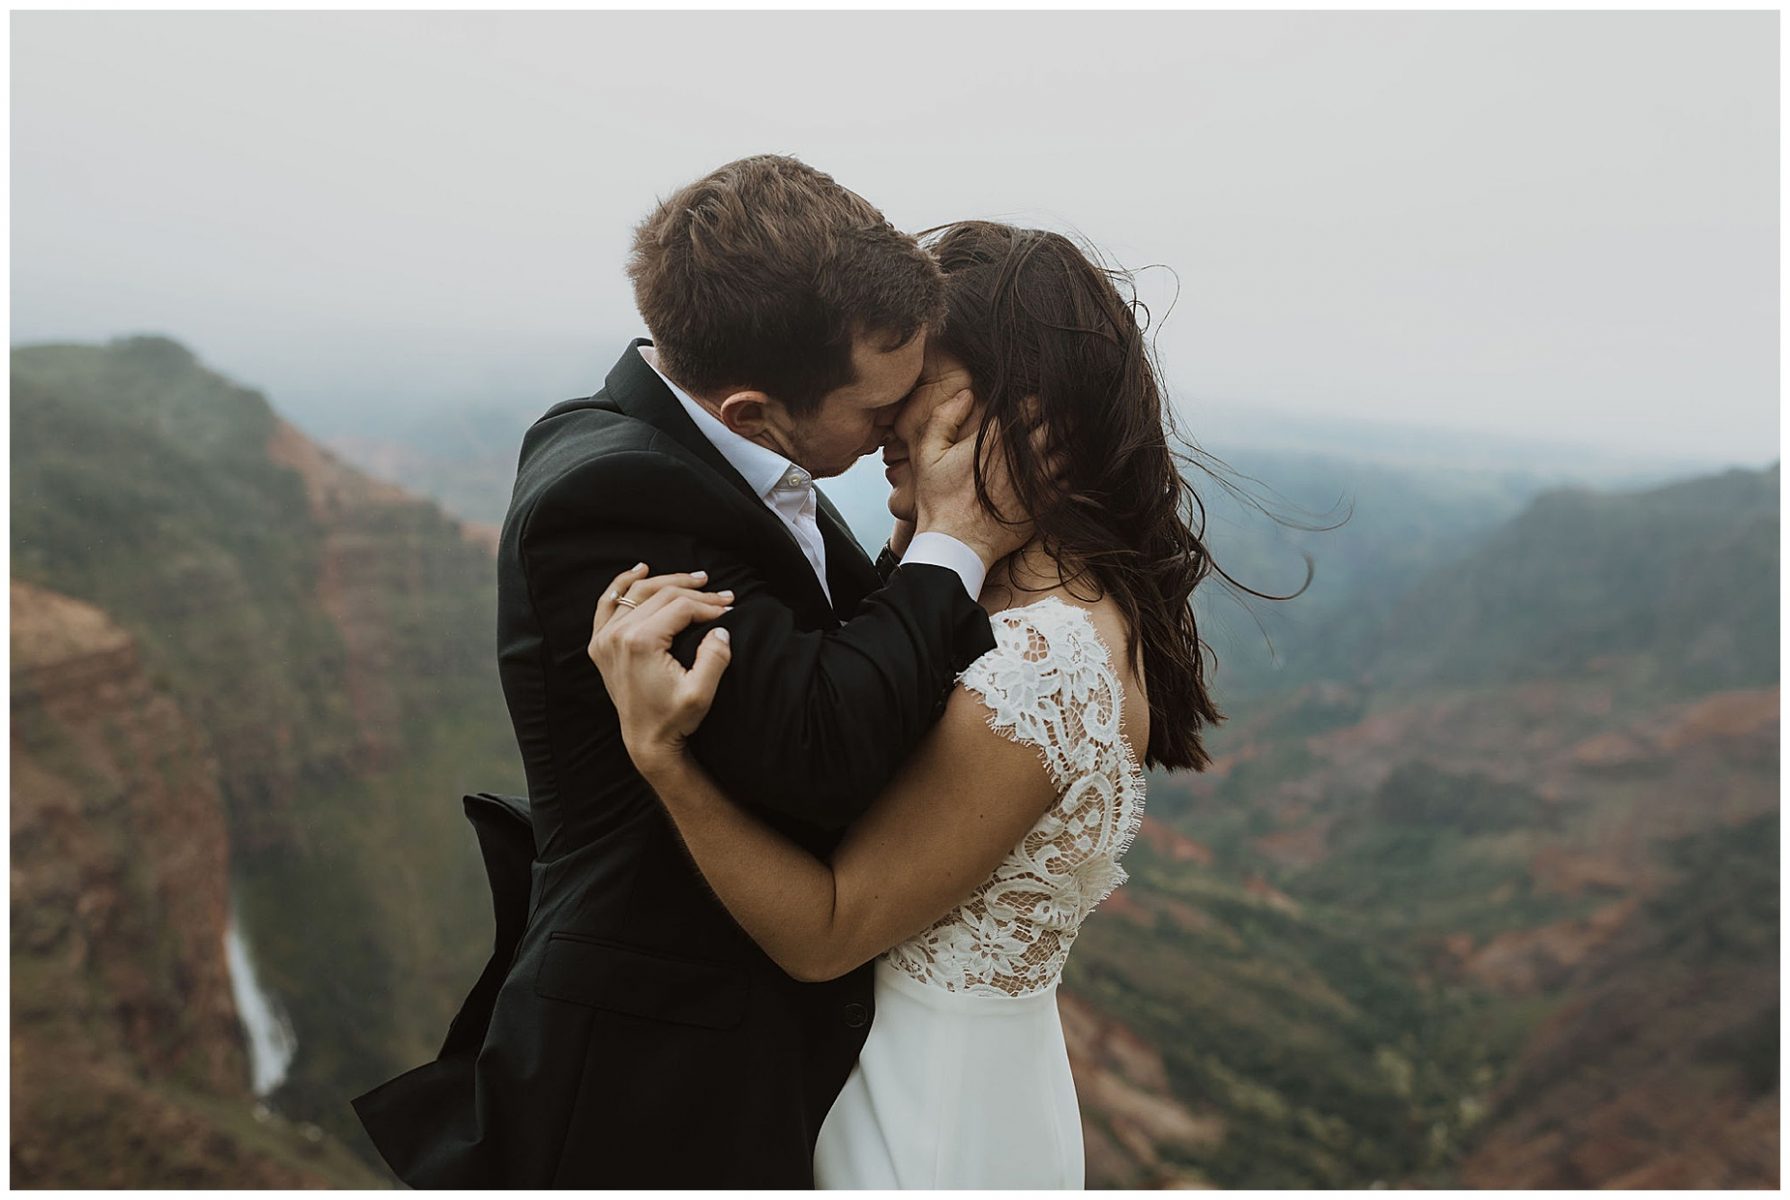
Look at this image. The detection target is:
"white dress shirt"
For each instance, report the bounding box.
[638,345,987,602]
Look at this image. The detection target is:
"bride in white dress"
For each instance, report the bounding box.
[813,589,1145,1188]
[588,221,1221,1188]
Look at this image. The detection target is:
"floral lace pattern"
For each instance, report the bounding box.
[883,596,1147,997]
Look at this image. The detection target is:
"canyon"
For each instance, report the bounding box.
[11,336,1777,1187]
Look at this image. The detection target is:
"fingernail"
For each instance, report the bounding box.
[633,562,647,571]
[714,627,731,643]
[692,569,708,581]
[721,605,733,614]
[717,590,734,600]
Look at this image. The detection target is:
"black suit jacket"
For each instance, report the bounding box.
[350,340,994,1188]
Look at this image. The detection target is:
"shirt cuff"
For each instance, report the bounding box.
[900,532,988,601]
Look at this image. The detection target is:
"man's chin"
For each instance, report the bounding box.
[808,454,866,480]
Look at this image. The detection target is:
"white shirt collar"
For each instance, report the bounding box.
[638,344,808,500]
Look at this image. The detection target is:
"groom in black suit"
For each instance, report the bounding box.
[351,155,1019,1187]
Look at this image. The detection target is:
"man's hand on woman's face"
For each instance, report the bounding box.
[907,387,1054,571]
[889,352,974,450]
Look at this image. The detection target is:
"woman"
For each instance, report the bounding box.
[588,221,1224,1187]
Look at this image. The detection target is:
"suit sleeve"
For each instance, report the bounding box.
[518,449,996,830]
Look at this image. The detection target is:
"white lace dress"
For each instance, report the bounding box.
[813,596,1147,1189]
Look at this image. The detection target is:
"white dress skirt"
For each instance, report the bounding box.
[812,957,1085,1189]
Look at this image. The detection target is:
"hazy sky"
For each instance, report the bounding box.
[11,10,1778,466]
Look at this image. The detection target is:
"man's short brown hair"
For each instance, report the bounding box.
[627,155,944,416]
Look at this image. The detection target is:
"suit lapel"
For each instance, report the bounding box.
[602,338,767,513]
[812,488,880,616]
[594,340,837,619]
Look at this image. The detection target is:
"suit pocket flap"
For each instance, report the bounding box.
[533,932,748,1030]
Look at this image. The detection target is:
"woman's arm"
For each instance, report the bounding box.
[592,564,1058,983]
[637,683,1056,983]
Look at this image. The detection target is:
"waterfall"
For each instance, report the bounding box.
[223,892,298,1096]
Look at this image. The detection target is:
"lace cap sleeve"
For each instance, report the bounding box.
[956,597,1127,790]
[885,594,1148,997]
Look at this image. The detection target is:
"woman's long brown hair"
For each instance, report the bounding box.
[922,220,1312,772]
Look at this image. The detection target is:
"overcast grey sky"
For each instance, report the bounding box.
[11,10,1778,467]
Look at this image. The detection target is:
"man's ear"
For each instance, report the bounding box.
[716,390,775,439]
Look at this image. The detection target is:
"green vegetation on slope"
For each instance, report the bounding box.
[13,337,352,833]
[1067,841,1515,1187]
[1350,464,1780,696]
[1095,459,1778,1185]
[12,336,526,1178]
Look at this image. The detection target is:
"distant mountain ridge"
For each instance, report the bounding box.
[305,362,1745,527]
[1341,462,1779,695]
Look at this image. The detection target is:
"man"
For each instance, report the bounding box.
[351,155,1024,1187]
